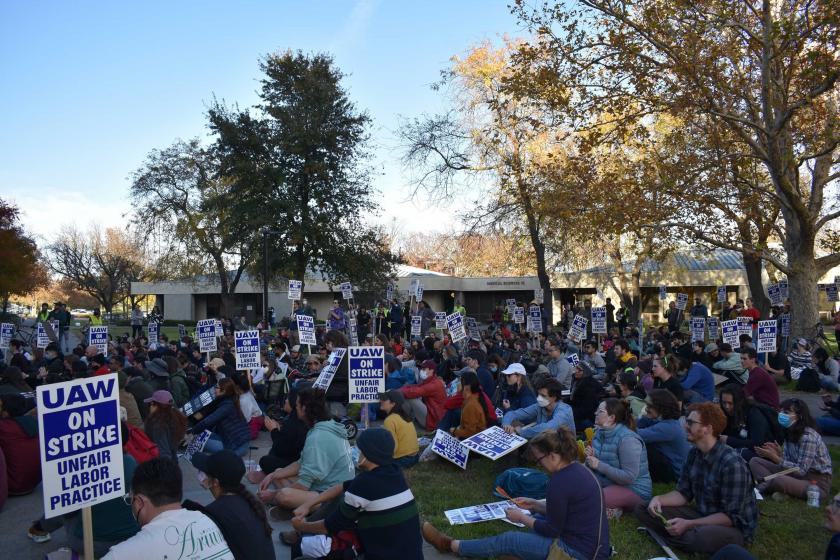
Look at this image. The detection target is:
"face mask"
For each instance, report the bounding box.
[419,370,429,381]
[536,395,550,407]
[489,365,498,372]
[778,412,794,428]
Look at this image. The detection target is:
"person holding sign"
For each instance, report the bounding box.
[328,300,345,332]
[188,378,250,457]
[102,458,234,559]
[422,426,610,560]
[501,378,575,439]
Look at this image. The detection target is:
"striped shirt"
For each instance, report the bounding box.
[325,464,423,560]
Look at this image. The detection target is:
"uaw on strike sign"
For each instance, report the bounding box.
[348,346,385,403]
[37,374,124,517]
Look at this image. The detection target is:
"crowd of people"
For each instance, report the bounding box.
[0,293,839,559]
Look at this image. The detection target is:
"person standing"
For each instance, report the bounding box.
[605,298,616,333]
[690,298,708,319]
[130,305,144,340]
[328,300,345,333]
[634,403,757,555]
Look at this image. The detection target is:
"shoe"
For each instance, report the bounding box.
[606,507,623,520]
[27,524,51,543]
[421,521,452,553]
[269,506,294,521]
[771,491,786,502]
[280,530,300,546]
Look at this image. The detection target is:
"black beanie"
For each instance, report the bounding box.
[356,428,395,466]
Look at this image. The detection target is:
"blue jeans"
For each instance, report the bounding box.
[394,454,419,469]
[457,530,584,560]
[203,434,249,456]
[436,408,461,432]
[818,415,840,436]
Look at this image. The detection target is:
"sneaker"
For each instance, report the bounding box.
[606,507,623,520]
[27,524,51,543]
[268,506,294,521]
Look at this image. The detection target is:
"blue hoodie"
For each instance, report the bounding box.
[637,417,690,478]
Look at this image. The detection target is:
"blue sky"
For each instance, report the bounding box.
[0,1,526,242]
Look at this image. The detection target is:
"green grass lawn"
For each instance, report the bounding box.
[407,446,840,559]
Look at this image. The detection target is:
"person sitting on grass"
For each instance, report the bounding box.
[501,378,576,439]
[634,402,757,555]
[585,398,652,516]
[651,354,684,403]
[142,390,187,461]
[617,371,647,418]
[378,390,420,468]
[498,362,537,413]
[569,361,604,430]
[637,389,689,483]
[749,397,833,501]
[421,426,610,560]
[289,428,424,560]
[818,392,840,436]
[718,384,779,461]
[399,359,446,433]
[257,387,354,517]
[247,388,308,484]
[0,393,40,496]
[451,371,491,439]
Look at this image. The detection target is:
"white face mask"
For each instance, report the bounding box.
[419,370,429,381]
[536,395,550,407]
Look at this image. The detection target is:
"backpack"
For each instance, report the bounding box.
[326,530,364,560]
[124,424,160,464]
[796,367,821,392]
[494,468,550,500]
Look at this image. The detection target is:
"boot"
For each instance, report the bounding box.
[421,521,453,554]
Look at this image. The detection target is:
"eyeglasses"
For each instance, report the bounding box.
[122,494,134,506]
[532,453,548,464]
[684,418,702,427]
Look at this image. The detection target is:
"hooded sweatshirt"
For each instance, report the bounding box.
[297,420,355,492]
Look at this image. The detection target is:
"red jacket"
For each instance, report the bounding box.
[443,392,499,423]
[0,417,41,494]
[400,375,446,431]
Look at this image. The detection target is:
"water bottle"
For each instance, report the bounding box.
[807,481,820,507]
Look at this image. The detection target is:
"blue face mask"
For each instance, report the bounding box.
[778,412,794,428]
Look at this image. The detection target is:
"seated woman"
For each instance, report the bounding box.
[617,371,646,418]
[187,450,275,559]
[248,388,308,484]
[143,390,187,461]
[719,384,778,461]
[257,388,354,515]
[379,390,420,468]
[189,378,250,456]
[569,362,604,430]
[499,363,536,414]
[651,355,684,403]
[501,379,576,439]
[235,374,265,439]
[750,398,833,501]
[813,347,840,392]
[0,394,40,495]
[422,427,610,560]
[451,371,490,440]
[586,398,652,514]
[637,389,690,483]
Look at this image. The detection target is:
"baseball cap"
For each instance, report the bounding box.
[191,450,246,486]
[704,343,718,353]
[419,359,437,371]
[144,390,174,406]
[291,345,301,352]
[797,338,808,347]
[208,357,226,370]
[500,363,526,376]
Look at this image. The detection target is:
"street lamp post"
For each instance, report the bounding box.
[260,227,282,325]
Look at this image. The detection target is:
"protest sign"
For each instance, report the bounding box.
[288,279,302,300]
[513,306,524,325]
[147,321,158,346]
[466,317,480,340]
[340,282,353,300]
[781,314,791,337]
[567,353,580,367]
[506,298,516,309]
[297,315,316,346]
[717,286,727,303]
[446,312,467,343]
[737,316,753,337]
[0,322,13,349]
[348,317,359,346]
[591,307,607,334]
[722,319,740,349]
[89,326,108,355]
[708,317,720,340]
[182,389,215,418]
[659,286,667,300]
[435,312,447,330]
[569,315,588,342]
[215,319,223,337]
[462,426,528,460]
[533,288,544,304]
[445,500,528,527]
[828,284,839,302]
[690,318,705,342]
[37,374,124,518]
[410,315,421,336]
[348,346,385,403]
[410,278,420,299]
[37,322,50,349]
[757,320,777,353]
[416,284,424,302]
[527,306,542,334]
[235,330,260,370]
[386,283,394,302]
[779,279,789,299]
[197,319,218,352]
[767,283,783,306]
[676,293,689,311]
[183,430,212,462]
[313,348,347,391]
[178,324,187,339]
[638,318,644,349]
[429,429,469,469]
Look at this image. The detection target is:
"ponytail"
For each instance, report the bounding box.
[228,483,272,537]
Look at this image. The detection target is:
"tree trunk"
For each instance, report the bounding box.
[742,251,770,317]
[786,242,820,340]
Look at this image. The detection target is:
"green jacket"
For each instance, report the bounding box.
[169,370,191,408]
[297,420,355,492]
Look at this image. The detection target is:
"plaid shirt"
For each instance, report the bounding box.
[677,440,758,541]
[783,427,833,476]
